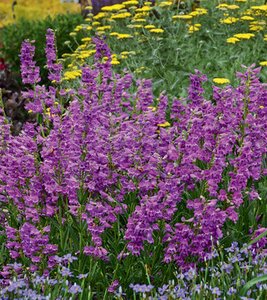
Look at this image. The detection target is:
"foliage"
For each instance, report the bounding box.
[61,0,267,98]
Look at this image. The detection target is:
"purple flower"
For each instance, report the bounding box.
[45,29,62,83]
[20,40,40,84]
[129,283,154,293]
[68,283,82,294]
[108,280,119,293]
[221,262,233,274]
[210,287,221,296]
[62,253,78,264]
[60,267,73,277]
[77,273,89,280]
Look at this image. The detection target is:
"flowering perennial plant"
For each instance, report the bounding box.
[45,29,62,83]
[0,33,267,296]
[19,40,40,85]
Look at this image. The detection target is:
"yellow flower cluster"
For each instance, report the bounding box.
[220,17,239,24]
[213,78,230,84]
[216,4,240,10]
[111,12,131,19]
[102,4,125,12]
[0,0,79,28]
[157,121,171,128]
[63,70,82,81]
[61,0,267,83]
[215,1,267,43]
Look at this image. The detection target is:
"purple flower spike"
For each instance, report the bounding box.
[20,40,40,85]
[45,28,62,83]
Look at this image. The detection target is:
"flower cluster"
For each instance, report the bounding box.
[1,36,267,295]
[127,242,267,299]
[45,28,62,83]
[19,40,40,85]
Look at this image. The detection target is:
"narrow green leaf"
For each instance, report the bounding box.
[241,230,267,251]
[240,275,267,296]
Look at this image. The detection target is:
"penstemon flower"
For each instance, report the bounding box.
[20,40,40,85]
[45,28,62,83]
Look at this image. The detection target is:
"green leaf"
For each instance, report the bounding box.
[241,229,267,251]
[240,275,267,296]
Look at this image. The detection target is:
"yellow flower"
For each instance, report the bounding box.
[251,5,267,12]
[259,61,267,66]
[85,6,92,10]
[69,32,77,37]
[102,4,125,11]
[173,15,193,20]
[134,12,149,18]
[93,12,108,20]
[249,25,264,31]
[92,21,101,26]
[96,26,111,31]
[241,16,254,21]
[136,6,151,12]
[157,121,171,128]
[190,11,200,17]
[110,32,119,36]
[220,17,239,24]
[234,33,255,39]
[122,1,139,5]
[158,1,173,7]
[227,37,240,44]
[227,5,240,10]
[148,106,157,112]
[127,24,143,28]
[63,70,82,80]
[111,59,120,65]
[259,106,265,109]
[74,25,83,32]
[195,8,208,15]
[250,20,266,25]
[213,78,230,84]
[77,44,87,50]
[116,33,133,39]
[144,25,155,29]
[45,107,51,116]
[132,18,147,22]
[111,12,131,19]
[216,4,230,10]
[149,28,164,33]
[81,37,92,43]
[77,50,96,59]
[188,25,200,33]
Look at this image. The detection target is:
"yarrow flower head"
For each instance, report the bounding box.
[213,77,230,84]
[20,40,40,85]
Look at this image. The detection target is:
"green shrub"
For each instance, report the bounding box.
[0,13,83,85]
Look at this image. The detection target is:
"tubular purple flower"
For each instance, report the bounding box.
[20,40,40,85]
[45,29,62,83]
